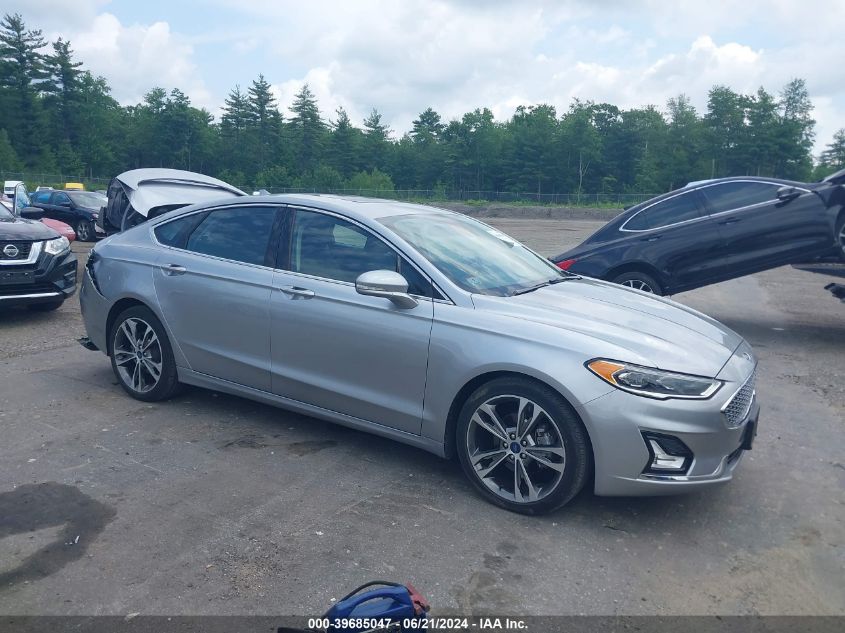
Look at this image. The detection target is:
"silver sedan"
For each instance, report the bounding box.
[79,195,760,514]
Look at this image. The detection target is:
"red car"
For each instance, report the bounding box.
[1,199,75,241]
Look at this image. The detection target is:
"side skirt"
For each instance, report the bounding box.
[177,367,448,458]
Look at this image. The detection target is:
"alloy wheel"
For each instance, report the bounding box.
[621,279,654,293]
[76,221,91,241]
[839,223,845,257]
[113,317,163,393]
[466,395,566,504]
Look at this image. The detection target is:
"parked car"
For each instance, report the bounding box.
[79,193,758,514]
[0,198,75,241]
[35,186,54,192]
[64,182,85,191]
[100,168,246,234]
[0,184,77,311]
[30,190,106,241]
[552,176,845,295]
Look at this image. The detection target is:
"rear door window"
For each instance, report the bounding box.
[184,206,278,266]
[700,182,781,214]
[624,192,703,231]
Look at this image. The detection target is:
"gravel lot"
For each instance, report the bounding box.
[0,219,843,616]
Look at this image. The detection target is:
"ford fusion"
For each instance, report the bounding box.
[79,195,759,514]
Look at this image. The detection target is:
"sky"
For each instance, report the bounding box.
[9,0,844,155]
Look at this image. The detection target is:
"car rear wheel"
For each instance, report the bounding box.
[75,219,95,242]
[836,214,845,261]
[109,306,181,402]
[456,377,590,515]
[611,271,663,295]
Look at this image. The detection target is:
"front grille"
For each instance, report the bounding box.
[723,368,756,428]
[0,241,32,260]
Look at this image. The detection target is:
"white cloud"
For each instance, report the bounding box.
[61,14,214,110]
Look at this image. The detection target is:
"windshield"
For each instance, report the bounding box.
[379,213,567,296]
[68,191,107,207]
[0,200,13,220]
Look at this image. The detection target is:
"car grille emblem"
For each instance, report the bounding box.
[2,244,20,258]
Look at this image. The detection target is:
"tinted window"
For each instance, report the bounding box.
[289,209,434,297]
[185,206,277,265]
[624,193,702,230]
[31,191,51,204]
[700,182,780,214]
[53,192,71,206]
[154,212,208,249]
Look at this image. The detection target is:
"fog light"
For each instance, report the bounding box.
[642,432,692,475]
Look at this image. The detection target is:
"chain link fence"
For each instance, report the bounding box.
[2,171,656,208]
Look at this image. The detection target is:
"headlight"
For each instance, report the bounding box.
[43,236,70,256]
[586,359,722,400]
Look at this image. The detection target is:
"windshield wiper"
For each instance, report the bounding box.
[511,277,572,296]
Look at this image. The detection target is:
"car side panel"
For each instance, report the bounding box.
[709,192,834,276]
[152,248,273,391]
[567,217,725,294]
[421,300,618,448]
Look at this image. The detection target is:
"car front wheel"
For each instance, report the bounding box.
[75,219,95,242]
[456,377,590,515]
[109,306,181,402]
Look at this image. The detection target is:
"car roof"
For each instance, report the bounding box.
[170,193,455,224]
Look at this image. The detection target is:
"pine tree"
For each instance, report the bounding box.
[362,108,391,172]
[247,74,281,171]
[0,13,51,151]
[289,84,325,173]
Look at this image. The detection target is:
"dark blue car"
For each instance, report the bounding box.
[552,176,845,295]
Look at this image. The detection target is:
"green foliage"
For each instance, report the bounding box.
[0,128,22,170]
[0,13,834,197]
[347,168,394,192]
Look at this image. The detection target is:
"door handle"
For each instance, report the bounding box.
[640,235,662,242]
[718,218,742,225]
[279,285,315,298]
[160,263,187,276]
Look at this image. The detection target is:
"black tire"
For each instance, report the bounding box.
[109,305,181,402]
[610,270,664,295]
[456,376,591,515]
[835,214,845,261]
[27,299,64,312]
[75,219,95,242]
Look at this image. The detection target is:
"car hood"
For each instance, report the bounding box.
[0,217,59,241]
[473,277,743,376]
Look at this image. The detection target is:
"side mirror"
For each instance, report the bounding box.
[19,207,45,220]
[776,186,800,202]
[355,270,419,309]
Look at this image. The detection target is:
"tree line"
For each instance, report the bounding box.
[1,12,843,197]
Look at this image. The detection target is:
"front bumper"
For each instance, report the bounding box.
[0,250,77,307]
[584,346,759,496]
[586,392,759,496]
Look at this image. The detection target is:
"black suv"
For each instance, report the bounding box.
[0,185,77,311]
[552,176,845,295]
